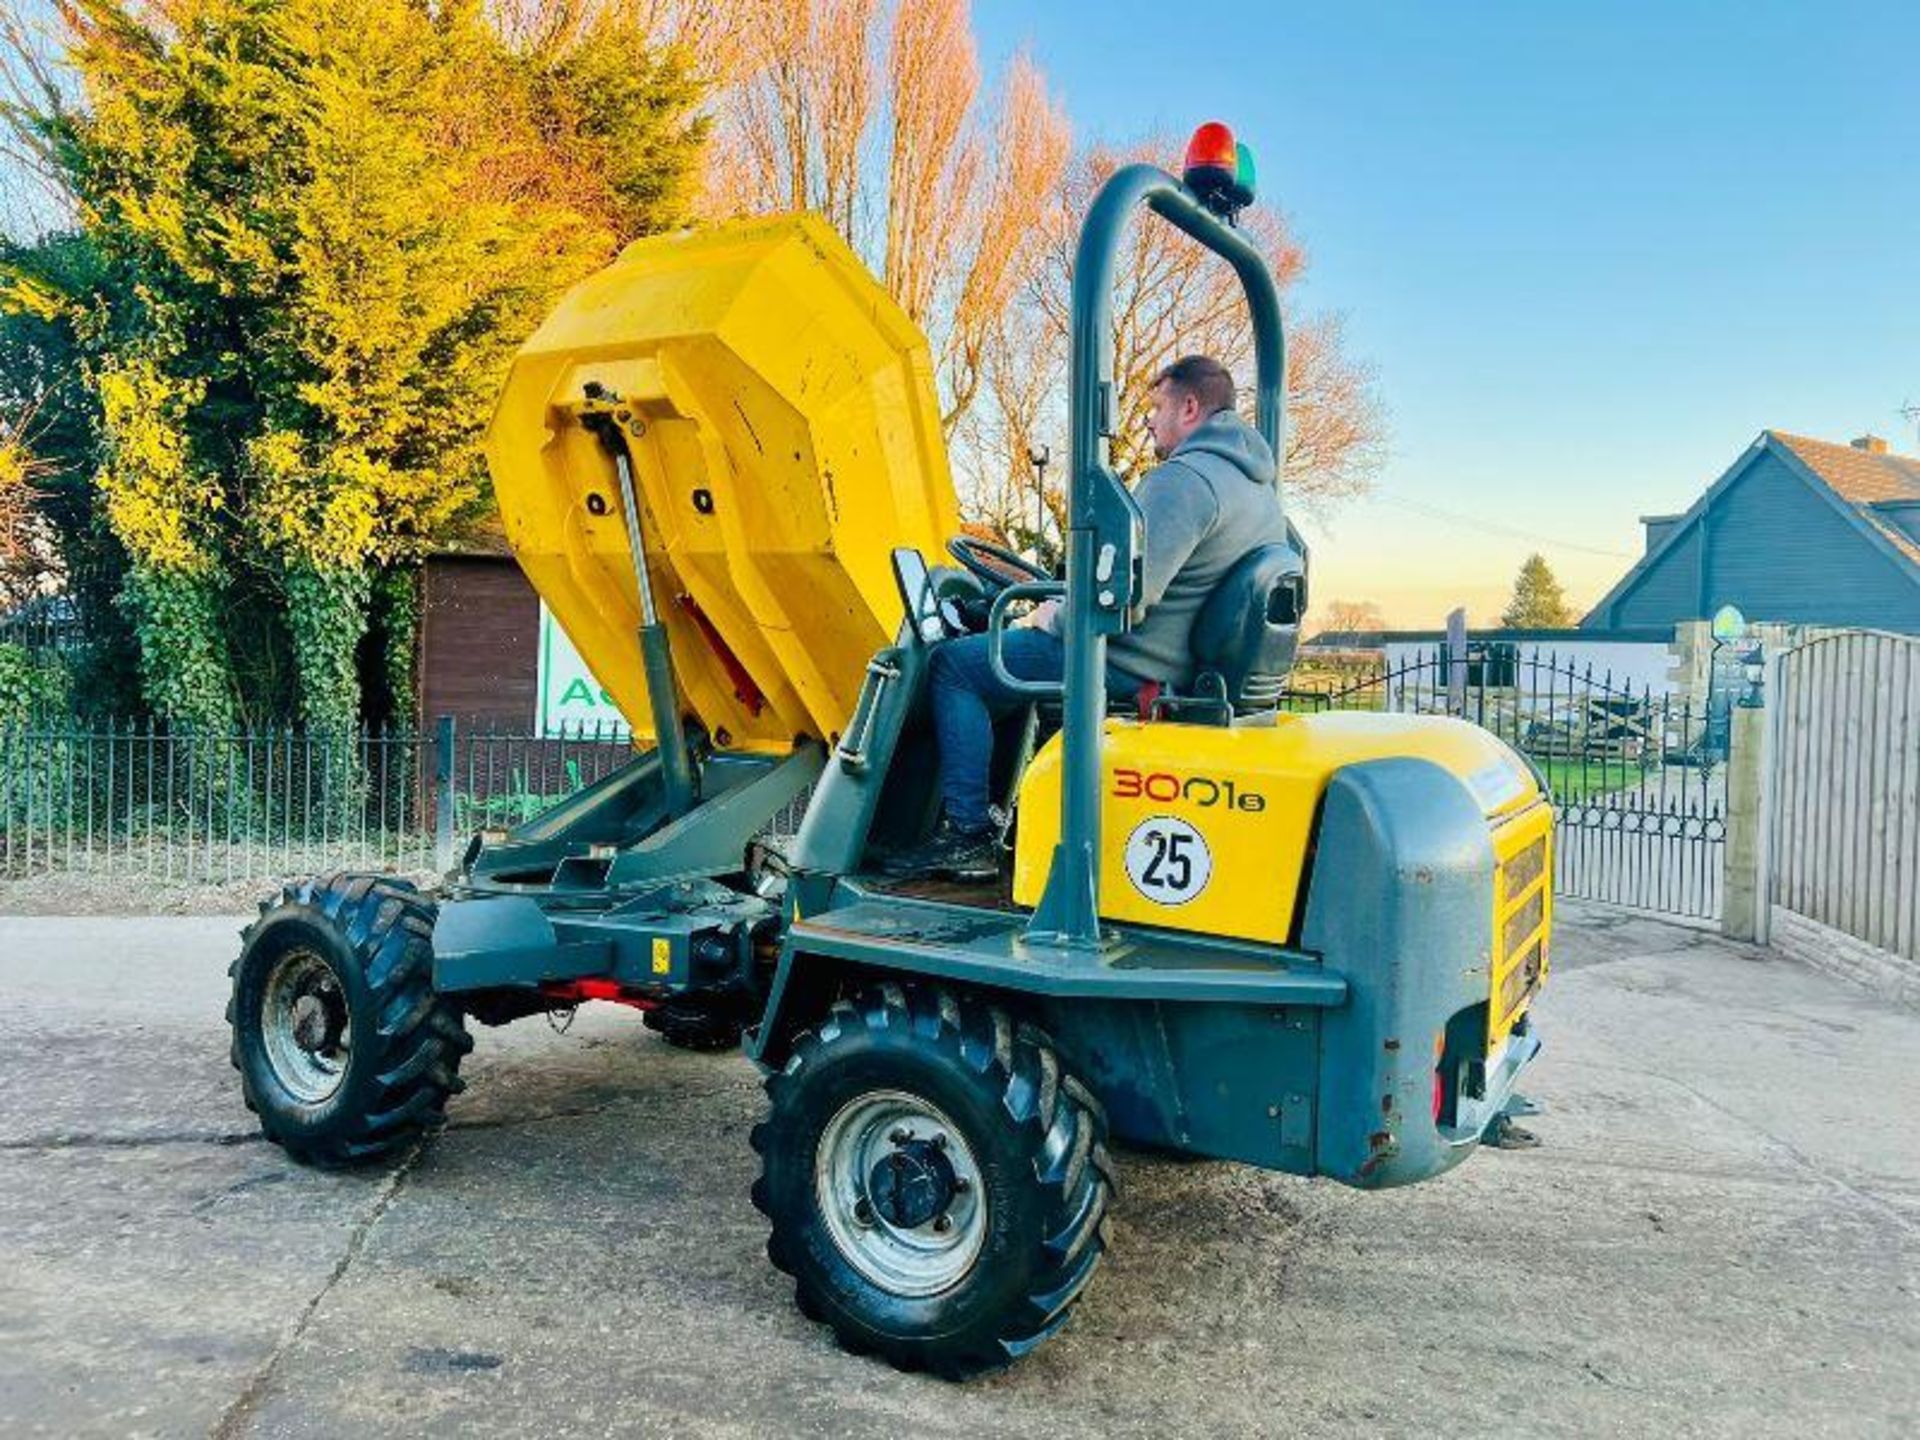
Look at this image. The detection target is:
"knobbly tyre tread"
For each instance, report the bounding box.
[228,873,472,1167]
[749,981,1114,1379]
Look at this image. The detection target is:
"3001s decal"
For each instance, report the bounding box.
[1112,768,1266,811]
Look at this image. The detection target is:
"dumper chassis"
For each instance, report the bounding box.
[228,132,1551,1378]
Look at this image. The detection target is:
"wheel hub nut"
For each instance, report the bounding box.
[291,995,329,1052]
[866,1138,958,1230]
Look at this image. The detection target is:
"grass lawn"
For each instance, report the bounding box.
[1534,755,1652,803]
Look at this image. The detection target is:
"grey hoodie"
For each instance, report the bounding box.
[1074,410,1288,686]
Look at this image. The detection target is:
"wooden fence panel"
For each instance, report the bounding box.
[1768,631,1920,963]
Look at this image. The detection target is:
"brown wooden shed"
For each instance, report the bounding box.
[416,522,541,732]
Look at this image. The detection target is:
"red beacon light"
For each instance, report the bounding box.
[1182,122,1257,221]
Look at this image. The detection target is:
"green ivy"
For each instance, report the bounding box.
[283,561,368,828]
[282,562,369,734]
[117,565,236,732]
[371,566,418,729]
[0,643,72,726]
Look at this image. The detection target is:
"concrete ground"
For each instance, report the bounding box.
[0,902,1914,1439]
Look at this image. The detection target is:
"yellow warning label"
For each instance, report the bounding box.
[650,938,672,975]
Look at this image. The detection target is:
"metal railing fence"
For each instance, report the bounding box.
[5,645,1732,924]
[1284,646,1727,921]
[0,717,636,883]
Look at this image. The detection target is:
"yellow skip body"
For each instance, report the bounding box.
[485,215,959,753]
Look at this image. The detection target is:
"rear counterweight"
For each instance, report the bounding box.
[1302,757,1536,1189]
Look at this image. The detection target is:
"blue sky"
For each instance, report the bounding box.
[973,1,1920,625]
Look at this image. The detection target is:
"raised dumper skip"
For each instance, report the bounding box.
[225,123,1553,1379]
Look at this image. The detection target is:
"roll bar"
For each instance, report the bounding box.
[1024,161,1289,949]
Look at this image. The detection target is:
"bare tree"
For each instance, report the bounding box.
[882,0,976,323]
[1033,139,1378,496]
[1280,310,1383,508]
[955,294,1067,555]
[704,0,1069,442]
[492,9,1381,548]
[0,1,76,235]
[940,54,1068,431]
[1318,598,1385,636]
[712,0,878,237]
[957,135,1383,545]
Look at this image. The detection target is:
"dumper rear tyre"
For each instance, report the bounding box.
[751,982,1113,1379]
[228,874,472,1167]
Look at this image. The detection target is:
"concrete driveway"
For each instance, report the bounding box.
[1,903,1914,1438]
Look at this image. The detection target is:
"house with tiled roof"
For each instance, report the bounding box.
[1582,431,1920,633]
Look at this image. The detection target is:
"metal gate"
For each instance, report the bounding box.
[1762,630,1920,960]
[1287,646,1725,921]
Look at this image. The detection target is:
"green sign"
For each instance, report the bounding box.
[536,604,630,739]
[1710,604,1747,643]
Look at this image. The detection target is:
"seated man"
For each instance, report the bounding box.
[890,354,1290,881]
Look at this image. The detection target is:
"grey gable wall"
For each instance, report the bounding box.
[1594,450,1920,632]
[1611,525,1701,624]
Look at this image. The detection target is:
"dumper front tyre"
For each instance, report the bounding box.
[751,983,1113,1379]
[228,874,472,1167]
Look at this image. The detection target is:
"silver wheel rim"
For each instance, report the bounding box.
[814,1090,988,1298]
[260,948,351,1105]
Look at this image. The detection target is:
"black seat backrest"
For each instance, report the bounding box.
[1190,542,1307,713]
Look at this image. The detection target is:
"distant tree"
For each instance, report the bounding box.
[1501,553,1577,628]
[1319,599,1385,637]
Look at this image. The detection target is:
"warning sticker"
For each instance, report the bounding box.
[1123,815,1213,906]
[650,937,672,975]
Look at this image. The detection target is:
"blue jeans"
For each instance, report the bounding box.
[927,630,1139,831]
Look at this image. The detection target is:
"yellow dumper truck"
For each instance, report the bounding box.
[226,127,1551,1377]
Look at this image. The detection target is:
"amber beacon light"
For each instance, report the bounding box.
[1181,121,1256,218]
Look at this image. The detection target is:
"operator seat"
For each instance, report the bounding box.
[1025,538,1306,738]
[1185,542,1307,715]
[991,541,1305,847]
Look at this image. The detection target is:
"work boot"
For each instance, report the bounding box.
[880,817,999,882]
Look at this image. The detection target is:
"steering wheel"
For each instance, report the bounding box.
[946,536,1051,598]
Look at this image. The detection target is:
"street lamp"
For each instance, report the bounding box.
[1028,443,1050,555]
[1738,646,1765,708]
